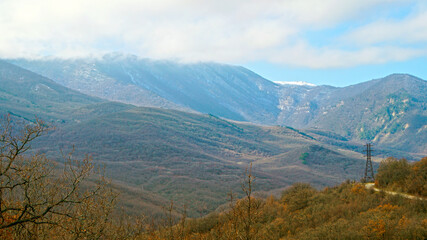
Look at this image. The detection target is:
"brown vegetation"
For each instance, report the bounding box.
[0,115,116,239]
[140,159,426,240]
[142,181,426,239]
[376,157,427,197]
[1,115,426,239]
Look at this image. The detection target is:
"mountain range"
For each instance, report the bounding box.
[1,56,426,216]
[0,59,372,216]
[9,54,427,155]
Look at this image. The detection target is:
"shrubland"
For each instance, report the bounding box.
[1,115,425,239]
[142,180,426,239]
[375,157,427,197]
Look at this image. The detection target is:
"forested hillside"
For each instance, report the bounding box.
[9,57,427,155]
[141,157,427,240]
[1,57,425,238]
[0,60,102,121]
[10,55,280,122]
[2,1,426,239]
[33,107,369,216]
[2,126,424,240]
[0,61,375,217]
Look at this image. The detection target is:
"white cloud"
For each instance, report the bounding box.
[0,0,425,68]
[270,42,425,68]
[341,7,427,46]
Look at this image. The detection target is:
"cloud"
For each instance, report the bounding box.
[270,42,426,68]
[0,0,425,68]
[341,6,427,46]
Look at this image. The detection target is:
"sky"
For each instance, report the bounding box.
[0,0,426,86]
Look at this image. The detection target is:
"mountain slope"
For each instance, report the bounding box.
[33,107,368,216]
[273,74,426,155]
[10,57,426,156]
[307,74,427,154]
[10,54,280,123]
[0,61,169,217]
[0,61,371,217]
[0,60,103,122]
[8,54,427,154]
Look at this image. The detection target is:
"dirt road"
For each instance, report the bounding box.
[365,183,426,201]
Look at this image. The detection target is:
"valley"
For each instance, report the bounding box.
[10,55,427,155]
[2,1,427,239]
[1,58,425,217]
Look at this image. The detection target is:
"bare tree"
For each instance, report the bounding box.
[161,200,176,240]
[0,115,116,239]
[241,162,255,240]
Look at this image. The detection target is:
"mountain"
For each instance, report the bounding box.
[304,74,426,155]
[274,81,316,86]
[9,56,426,156]
[0,61,371,217]
[9,54,280,123]
[0,61,172,216]
[0,60,102,122]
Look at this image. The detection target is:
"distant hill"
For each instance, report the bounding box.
[34,106,372,216]
[0,61,371,217]
[0,60,102,122]
[307,74,427,155]
[8,56,426,156]
[9,54,280,123]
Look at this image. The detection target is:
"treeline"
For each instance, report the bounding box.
[376,157,427,197]
[1,116,426,239]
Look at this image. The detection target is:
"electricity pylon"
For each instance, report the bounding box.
[363,143,374,182]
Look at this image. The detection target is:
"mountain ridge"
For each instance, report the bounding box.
[8,56,426,155]
[9,55,280,122]
[0,60,104,122]
[0,61,374,216]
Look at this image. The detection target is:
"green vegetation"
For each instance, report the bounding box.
[361,91,413,138]
[285,126,315,140]
[358,91,417,140]
[376,92,412,122]
[358,123,380,141]
[299,152,309,164]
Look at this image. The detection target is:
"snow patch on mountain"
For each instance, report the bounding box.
[274,81,316,87]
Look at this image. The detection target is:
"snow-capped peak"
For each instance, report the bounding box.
[274,81,316,87]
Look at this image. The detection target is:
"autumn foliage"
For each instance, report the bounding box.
[152,182,426,239]
[376,157,427,197]
[1,115,426,239]
[140,161,426,240]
